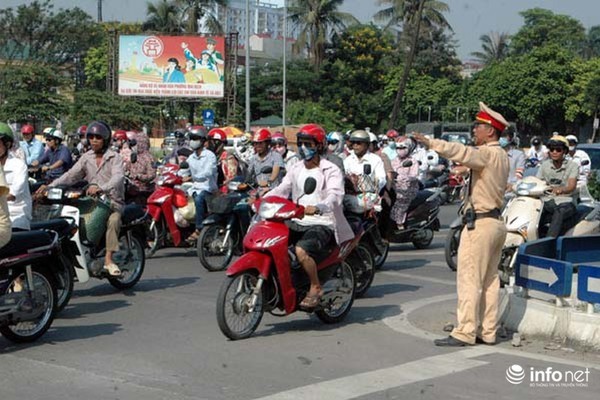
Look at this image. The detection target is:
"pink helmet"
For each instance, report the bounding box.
[271,131,287,145]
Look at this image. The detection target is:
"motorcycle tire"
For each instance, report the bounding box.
[412,229,434,249]
[315,261,355,324]
[145,218,163,258]
[498,247,516,287]
[108,233,146,290]
[0,266,57,343]
[55,253,75,312]
[373,241,390,270]
[216,271,264,340]
[351,245,375,298]
[444,226,461,272]
[198,224,235,272]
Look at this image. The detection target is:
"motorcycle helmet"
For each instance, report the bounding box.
[271,131,287,146]
[77,125,88,137]
[0,122,15,147]
[20,124,34,136]
[565,134,578,145]
[208,127,228,143]
[547,135,569,151]
[45,128,65,142]
[252,128,272,143]
[531,136,541,146]
[297,124,326,146]
[187,125,207,140]
[86,121,112,151]
[349,129,370,143]
[326,131,341,144]
[386,129,399,139]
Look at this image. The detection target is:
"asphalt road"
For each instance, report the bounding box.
[1,203,599,400]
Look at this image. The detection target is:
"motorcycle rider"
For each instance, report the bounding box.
[19,124,44,167]
[35,121,126,276]
[536,135,579,238]
[526,136,548,162]
[343,130,386,194]
[500,129,525,192]
[30,128,72,182]
[264,123,353,308]
[207,127,241,191]
[390,136,420,228]
[182,126,218,243]
[271,131,299,171]
[246,129,284,189]
[383,129,399,161]
[233,132,255,167]
[0,123,31,231]
[124,132,156,201]
[565,134,591,186]
[326,131,344,156]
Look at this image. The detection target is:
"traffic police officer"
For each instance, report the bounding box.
[413,102,509,346]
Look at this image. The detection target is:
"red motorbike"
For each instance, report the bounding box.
[446,168,466,204]
[216,178,358,340]
[146,162,196,256]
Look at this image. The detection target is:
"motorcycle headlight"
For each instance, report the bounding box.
[47,187,63,200]
[516,182,535,196]
[258,202,283,220]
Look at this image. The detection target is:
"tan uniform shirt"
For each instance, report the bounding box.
[428,139,509,213]
[0,165,12,248]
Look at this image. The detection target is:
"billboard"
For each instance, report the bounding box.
[118,35,225,98]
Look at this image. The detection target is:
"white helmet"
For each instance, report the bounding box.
[368,132,378,143]
[565,134,578,144]
[44,128,64,141]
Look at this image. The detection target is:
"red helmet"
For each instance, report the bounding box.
[208,128,227,142]
[21,124,34,135]
[126,131,137,141]
[297,123,326,146]
[188,125,207,139]
[386,129,399,139]
[113,129,128,141]
[271,131,287,145]
[77,125,87,137]
[252,128,271,143]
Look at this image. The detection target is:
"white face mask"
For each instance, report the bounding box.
[190,140,202,150]
[569,145,576,152]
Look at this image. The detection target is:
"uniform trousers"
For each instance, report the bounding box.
[451,217,506,344]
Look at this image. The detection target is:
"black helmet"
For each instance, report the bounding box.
[86,121,112,151]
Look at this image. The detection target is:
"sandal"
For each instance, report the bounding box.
[103,263,122,277]
[299,290,323,309]
[186,230,201,243]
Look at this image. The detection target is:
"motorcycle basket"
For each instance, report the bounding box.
[207,193,242,215]
[76,197,112,246]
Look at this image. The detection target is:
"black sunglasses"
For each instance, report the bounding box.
[328,140,339,145]
[548,147,564,153]
[87,134,104,141]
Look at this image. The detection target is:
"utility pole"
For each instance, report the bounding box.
[97,0,103,22]
[282,0,287,129]
[245,0,251,132]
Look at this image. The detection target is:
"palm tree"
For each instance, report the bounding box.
[142,0,182,33]
[374,0,451,37]
[288,0,359,69]
[471,32,510,65]
[175,0,226,34]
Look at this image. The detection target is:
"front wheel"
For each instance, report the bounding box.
[55,254,74,312]
[0,267,57,343]
[315,262,355,324]
[351,245,374,298]
[412,228,434,249]
[373,240,390,270]
[216,272,264,340]
[198,224,235,272]
[444,226,462,272]
[498,247,516,287]
[145,218,163,258]
[109,233,145,289]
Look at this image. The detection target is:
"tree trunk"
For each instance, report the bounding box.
[188,103,195,125]
[388,0,426,130]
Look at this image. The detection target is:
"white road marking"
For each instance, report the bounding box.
[380,270,456,286]
[388,250,445,256]
[253,348,493,400]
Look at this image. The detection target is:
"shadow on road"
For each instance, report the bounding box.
[58,299,130,320]
[73,276,200,298]
[361,282,421,298]
[382,259,431,271]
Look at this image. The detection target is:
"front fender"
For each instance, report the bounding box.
[202,213,226,226]
[226,251,272,278]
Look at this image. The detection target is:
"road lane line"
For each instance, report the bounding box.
[379,270,456,286]
[388,250,445,256]
[252,348,492,400]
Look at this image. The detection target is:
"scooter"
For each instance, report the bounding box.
[38,186,148,290]
[0,230,60,343]
[216,178,357,340]
[499,176,600,284]
[197,180,253,271]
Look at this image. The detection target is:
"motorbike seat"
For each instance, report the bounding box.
[407,190,434,212]
[0,230,56,259]
[30,218,72,237]
[122,204,147,225]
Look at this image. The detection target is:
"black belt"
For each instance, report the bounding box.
[475,209,501,219]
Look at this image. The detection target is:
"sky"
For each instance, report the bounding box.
[3,0,600,60]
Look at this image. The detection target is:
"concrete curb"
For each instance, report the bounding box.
[500,290,600,350]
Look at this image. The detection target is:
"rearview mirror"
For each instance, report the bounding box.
[304,177,317,195]
[581,159,590,166]
[179,161,189,169]
[402,160,413,168]
[363,164,372,175]
[130,152,138,164]
[260,166,273,174]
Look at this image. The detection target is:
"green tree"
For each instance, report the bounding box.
[176,0,225,34]
[510,8,586,56]
[583,25,600,59]
[287,100,349,132]
[142,0,182,33]
[321,24,395,129]
[412,25,461,80]
[565,58,600,124]
[0,0,102,68]
[471,32,511,65]
[288,0,359,69]
[0,64,69,124]
[374,0,451,36]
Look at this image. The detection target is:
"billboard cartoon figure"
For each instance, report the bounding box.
[163,57,186,83]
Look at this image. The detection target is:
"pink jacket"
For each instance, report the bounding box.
[266,158,354,244]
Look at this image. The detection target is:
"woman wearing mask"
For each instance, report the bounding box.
[124,132,156,203]
[271,132,299,172]
[390,136,420,229]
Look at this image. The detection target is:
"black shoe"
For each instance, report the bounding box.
[434,335,470,347]
[475,337,496,345]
